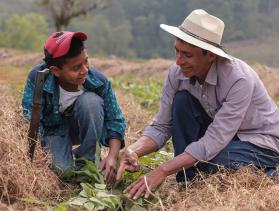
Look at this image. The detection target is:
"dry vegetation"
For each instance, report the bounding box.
[1,48,279,210]
[0,81,61,210]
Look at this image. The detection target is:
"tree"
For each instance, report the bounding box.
[0,13,48,51]
[38,0,110,31]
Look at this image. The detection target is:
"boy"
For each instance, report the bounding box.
[22,31,125,183]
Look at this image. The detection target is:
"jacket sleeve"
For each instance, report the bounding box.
[22,77,35,122]
[102,80,126,148]
[21,67,45,135]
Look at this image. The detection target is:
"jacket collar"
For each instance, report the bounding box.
[42,66,104,94]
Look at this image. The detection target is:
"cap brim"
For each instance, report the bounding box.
[160,24,233,60]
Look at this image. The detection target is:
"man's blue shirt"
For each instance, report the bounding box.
[22,63,126,148]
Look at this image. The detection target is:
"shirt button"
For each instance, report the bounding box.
[202,94,206,98]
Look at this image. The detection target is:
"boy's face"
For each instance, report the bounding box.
[50,49,89,91]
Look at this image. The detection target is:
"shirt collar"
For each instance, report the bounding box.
[204,60,217,86]
[43,72,56,94]
[177,60,217,86]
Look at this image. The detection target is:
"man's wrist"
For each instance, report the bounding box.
[158,163,171,177]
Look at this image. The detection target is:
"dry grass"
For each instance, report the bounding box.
[0,81,60,210]
[153,167,279,211]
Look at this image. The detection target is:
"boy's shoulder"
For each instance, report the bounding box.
[88,66,108,84]
[28,63,48,83]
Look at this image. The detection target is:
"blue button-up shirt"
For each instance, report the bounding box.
[22,64,126,148]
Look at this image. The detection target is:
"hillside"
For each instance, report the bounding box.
[1,48,279,100]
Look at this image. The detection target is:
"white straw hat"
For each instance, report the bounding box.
[160,9,233,60]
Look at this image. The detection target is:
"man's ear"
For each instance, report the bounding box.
[49,66,61,78]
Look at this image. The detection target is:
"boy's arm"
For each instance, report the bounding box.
[22,78,35,121]
[102,80,126,148]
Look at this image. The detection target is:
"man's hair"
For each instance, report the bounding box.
[177,38,208,55]
[44,37,85,68]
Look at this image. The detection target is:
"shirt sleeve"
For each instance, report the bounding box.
[22,78,35,122]
[143,65,178,149]
[185,77,254,161]
[102,80,126,148]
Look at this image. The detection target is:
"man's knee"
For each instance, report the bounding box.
[173,90,192,106]
[172,90,193,114]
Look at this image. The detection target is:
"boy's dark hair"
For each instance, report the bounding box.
[44,37,85,68]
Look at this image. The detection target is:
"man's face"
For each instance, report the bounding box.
[51,49,89,91]
[175,39,216,82]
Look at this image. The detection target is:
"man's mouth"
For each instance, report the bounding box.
[181,67,192,72]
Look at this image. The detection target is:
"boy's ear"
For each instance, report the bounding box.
[49,66,61,78]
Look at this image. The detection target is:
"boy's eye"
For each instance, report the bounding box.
[73,65,82,71]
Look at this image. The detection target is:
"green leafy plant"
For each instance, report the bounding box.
[111,76,163,111]
[62,158,104,185]
[67,183,121,211]
[58,159,152,211]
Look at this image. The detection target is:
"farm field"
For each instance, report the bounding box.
[1,48,279,210]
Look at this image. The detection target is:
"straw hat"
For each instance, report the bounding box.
[160,9,233,60]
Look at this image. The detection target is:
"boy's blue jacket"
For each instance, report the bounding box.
[22,63,126,148]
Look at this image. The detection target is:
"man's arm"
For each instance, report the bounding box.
[116,136,158,180]
[127,136,158,157]
[124,152,197,199]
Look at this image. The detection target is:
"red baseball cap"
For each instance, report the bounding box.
[44,31,87,58]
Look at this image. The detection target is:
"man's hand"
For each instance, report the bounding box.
[116,148,141,181]
[124,166,167,200]
[122,151,197,200]
[99,155,117,184]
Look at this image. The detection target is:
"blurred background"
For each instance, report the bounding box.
[0,0,278,66]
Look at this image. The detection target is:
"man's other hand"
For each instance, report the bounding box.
[116,148,140,181]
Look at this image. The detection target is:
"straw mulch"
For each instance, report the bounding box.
[0,82,60,209]
[150,166,279,211]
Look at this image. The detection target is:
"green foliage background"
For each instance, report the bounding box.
[0,0,279,65]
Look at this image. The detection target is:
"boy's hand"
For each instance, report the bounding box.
[99,155,117,184]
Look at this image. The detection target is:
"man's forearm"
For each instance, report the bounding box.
[159,152,197,176]
[127,136,158,157]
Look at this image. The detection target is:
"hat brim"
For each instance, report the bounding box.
[160,24,233,60]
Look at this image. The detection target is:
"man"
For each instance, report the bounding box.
[116,9,279,199]
[22,31,126,183]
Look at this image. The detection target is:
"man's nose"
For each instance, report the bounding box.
[176,52,185,65]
